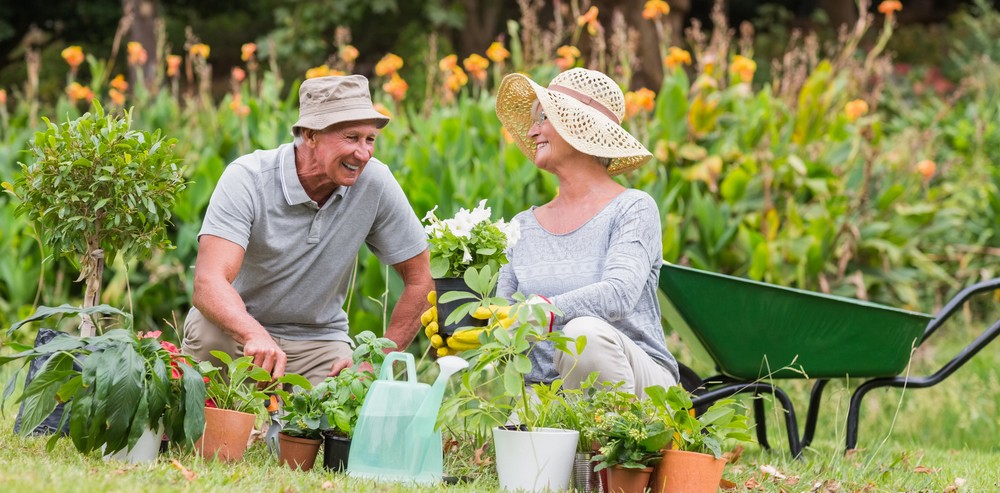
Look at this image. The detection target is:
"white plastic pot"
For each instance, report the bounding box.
[103,426,163,463]
[493,426,579,492]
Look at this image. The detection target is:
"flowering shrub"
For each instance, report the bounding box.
[592,390,670,470]
[423,199,520,279]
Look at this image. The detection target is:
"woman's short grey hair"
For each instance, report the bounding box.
[595,156,612,168]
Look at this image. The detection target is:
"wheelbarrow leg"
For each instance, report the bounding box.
[801,379,829,449]
[752,395,770,450]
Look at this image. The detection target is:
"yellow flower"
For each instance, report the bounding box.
[109,88,126,106]
[127,41,147,66]
[730,54,757,83]
[241,42,257,62]
[486,42,510,63]
[642,0,670,20]
[383,73,409,102]
[445,66,468,93]
[577,6,600,35]
[231,67,246,82]
[463,53,489,82]
[664,46,692,69]
[110,74,129,92]
[66,82,94,102]
[439,54,458,71]
[61,46,84,69]
[624,87,656,119]
[305,65,331,79]
[844,99,869,121]
[340,45,359,64]
[189,43,211,59]
[373,102,393,119]
[375,53,404,77]
[166,55,182,77]
[878,1,902,16]
[555,45,581,71]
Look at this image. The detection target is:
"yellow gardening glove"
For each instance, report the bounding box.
[421,291,452,357]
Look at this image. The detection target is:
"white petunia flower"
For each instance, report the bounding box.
[462,246,473,263]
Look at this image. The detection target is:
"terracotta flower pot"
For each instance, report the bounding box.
[652,449,727,493]
[195,407,256,462]
[606,464,654,493]
[278,432,322,471]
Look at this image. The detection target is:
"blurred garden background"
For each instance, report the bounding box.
[0,0,998,486]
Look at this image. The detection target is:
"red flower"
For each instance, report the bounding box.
[205,398,217,408]
[159,340,180,354]
[138,330,162,339]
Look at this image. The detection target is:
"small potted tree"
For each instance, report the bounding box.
[196,351,274,462]
[647,385,752,493]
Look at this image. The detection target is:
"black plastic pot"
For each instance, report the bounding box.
[323,432,351,472]
[434,277,488,336]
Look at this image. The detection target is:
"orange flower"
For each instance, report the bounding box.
[445,66,468,93]
[340,45,359,64]
[229,94,250,117]
[305,65,331,79]
[556,45,581,70]
[166,55,182,77]
[0,89,6,105]
[110,74,129,92]
[373,102,393,119]
[878,1,903,16]
[439,54,458,71]
[624,87,656,119]
[729,55,757,83]
[383,73,408,102]
[916,159,935,181]
[844,99,869,121]
[486,42,510,63]
[127,42,148,66]
[375,53,404,77]
[664,46,692,69]
[61,46,84,69]
[642,0,670,20]
[109,88,126,106]
[66,82,94,102]
[231,67,246,82]
[189,43,211,59]
[577,6,600,35]
[241,42,257,62]
[463,54,489,82]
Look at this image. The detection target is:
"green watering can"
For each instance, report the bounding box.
[347,352,468,484]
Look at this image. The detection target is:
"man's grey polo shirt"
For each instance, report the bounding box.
[195,143,427,342]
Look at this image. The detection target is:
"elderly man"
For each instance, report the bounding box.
[182,75,432,384]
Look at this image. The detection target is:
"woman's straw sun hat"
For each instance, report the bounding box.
[495,68,652,176]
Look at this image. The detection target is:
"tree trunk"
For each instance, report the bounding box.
[123,0,160,89]
[79,247,105,338]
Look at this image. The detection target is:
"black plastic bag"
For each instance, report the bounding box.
[13,328,77,436]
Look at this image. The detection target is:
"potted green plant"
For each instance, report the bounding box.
[0,314,206,462]
[273,373,326,471]
[422,200,520,335]
[590,389,671,493]
[320,330,396,471]
[647,385,752,493]
[442,266,584,492]
[195,350,274,462]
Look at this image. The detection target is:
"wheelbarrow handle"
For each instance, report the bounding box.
[921,277,1000,343]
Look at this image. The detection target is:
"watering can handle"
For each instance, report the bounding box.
[378,352,416,382]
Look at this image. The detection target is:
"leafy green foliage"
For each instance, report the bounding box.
[0,308,206,455]
[319,330,396,438]
[424,200,518,279]
[198,350,272,415]
[647,385,752,459]
[9,100,185,267]
[591,389,671,471]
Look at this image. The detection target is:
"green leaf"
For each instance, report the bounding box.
[179,363,207,446]
[501,364,522,397]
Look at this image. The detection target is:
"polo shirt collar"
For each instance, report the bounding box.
[280,143,347,206]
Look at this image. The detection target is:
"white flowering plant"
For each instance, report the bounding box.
[423,199,520,279]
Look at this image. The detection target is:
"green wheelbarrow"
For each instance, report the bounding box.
[658,263,1000,456]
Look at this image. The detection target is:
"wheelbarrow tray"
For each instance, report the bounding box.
[659,264,934,380]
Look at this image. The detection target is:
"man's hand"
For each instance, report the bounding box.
[328,358,353,377]
[243,332,287,379]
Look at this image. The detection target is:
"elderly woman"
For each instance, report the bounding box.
[492,68,678,398]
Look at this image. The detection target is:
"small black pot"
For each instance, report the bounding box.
[323,432,351,472]
[434,277,488,336]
